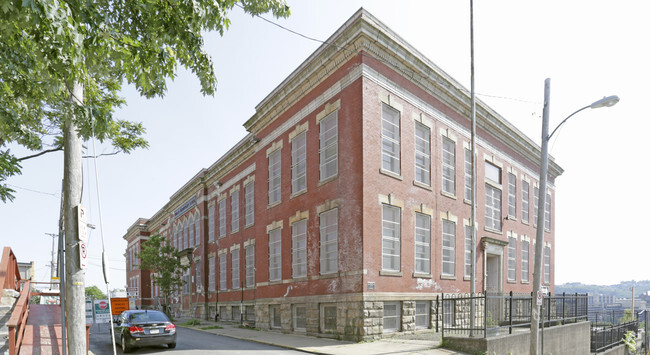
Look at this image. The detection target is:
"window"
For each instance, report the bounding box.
[231,248,240,289]
[291,131,307,194]
[219,253,227,291]
[320,209,338,274]
[442,136,455,194]
[245,305,255,322]
[194,212,200,246]
[442,219,456,277]
[522,180,530,223]
[182,268,190,294]
[381,205,401,272]
[381,104,401,174]
[544,246,551,284]
[245,244,255,288]
[184,219,189,249]
[231,306,241,322]
[218,199,227,237]
[533,186,539,227]
[244,181,254,227]
[269,228,282,281]
[383,302,401,333]
[321,304,337,333]
[195,260,202,290]
[485,161,501,183]
[268,149,281,205]
[508,173,516,218]
[414,122,430,185]
[414,213,431,274]
[293,305,306,331]
[231,189,239,233]
[208,205,215,242]
[415,301,430,329]
[270,305,281,328]
[545,192,551,230]
[292,219,307,278]
[208,256,215,291]
[508,237,516,282]
[219,306,228,320]
[485,184,502,231]
[521,240,529,282]
[464,225,472,278]
[464,148,472,201]
[319,111,338,180]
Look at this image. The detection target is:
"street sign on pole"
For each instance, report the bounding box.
[76,204,87,242]
[537,290,543,306]
[94,299,111,323]
[79,241,88,270]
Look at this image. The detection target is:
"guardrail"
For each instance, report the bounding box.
[0,247,21,291]
[6,280,30,355]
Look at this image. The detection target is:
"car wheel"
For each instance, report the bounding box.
[168,343,176,349]
[121,335,131,353]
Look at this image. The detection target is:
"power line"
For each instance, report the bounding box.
[6,184,60,198]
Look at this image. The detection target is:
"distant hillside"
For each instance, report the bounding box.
[556,280,650,299]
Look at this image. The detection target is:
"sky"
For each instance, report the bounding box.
[2,0,648,291]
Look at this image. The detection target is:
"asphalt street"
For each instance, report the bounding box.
[89,323,304,354]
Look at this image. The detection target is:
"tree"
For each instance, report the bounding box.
[85,285,107,300]
[138,234,187,318]
[0,2,290,353]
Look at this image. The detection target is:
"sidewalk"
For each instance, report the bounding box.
[175,316,469,354]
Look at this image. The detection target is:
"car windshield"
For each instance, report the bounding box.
[128,312,169,323]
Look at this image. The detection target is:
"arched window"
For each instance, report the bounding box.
[194,212,201,246]
[189,215,195,247]
[184,219,189,249]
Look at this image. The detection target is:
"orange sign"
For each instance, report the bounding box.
[110,297,129,315]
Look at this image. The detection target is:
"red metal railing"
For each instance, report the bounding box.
[0,247,21,291]
[7,280,30,355]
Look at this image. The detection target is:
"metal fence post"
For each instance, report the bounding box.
[508,291,513,334]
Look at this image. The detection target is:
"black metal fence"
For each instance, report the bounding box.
[589,309,648,353]
[441,292,588,338]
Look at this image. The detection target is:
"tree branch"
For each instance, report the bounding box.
[18,147,63,161]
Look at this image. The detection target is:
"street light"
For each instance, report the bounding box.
[530,78,619,355]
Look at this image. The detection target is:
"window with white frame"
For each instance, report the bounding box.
[231,248,240,289]
[218,198,227,237]
[231,189,239,233]
[269,228,282,281]
[442,136,455,195]
[464,148,472,201]
[414,213,431,275]
[319,111,338,180]
[381,204,401,272]
[545,192,551,230]
[533,186,539,227]
[195,260,202,289]
[508,236,516,281]
[521,239,529,282]
[291,131,307,194]
[508,173,517,218]
[321,304,337,333]
[184,219,189,249]
[208,205,215,242]
[464,224,472,278]
[415,301,430,329]
[381,104,401,174]
[219,253,227,291]
[292,219,307,278]
[544,246,551,284]
[244,181,254,227]
[208,256,215,291]
[522,180,530,223]
[268,149,281,205]
[194,212,200,246]
[188,217,194,248]
[182,268,190,294]
[383,302,401,333]
[320,208,338,274]
[442,219,455,277]
[485,184,502,231]
[293,305,306,331]
[245,244,255,287]
[414,122,430,186]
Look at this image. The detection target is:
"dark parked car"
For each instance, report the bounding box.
[113,310,176,352]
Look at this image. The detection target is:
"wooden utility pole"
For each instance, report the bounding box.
[63,81,86,355]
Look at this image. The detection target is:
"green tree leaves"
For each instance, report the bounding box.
[0,0,290,201]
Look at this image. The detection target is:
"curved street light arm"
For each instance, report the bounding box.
[547,104,590,141]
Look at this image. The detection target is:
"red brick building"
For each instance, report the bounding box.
[123,9,562,340]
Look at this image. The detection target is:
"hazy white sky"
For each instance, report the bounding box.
[2,0,648,290]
